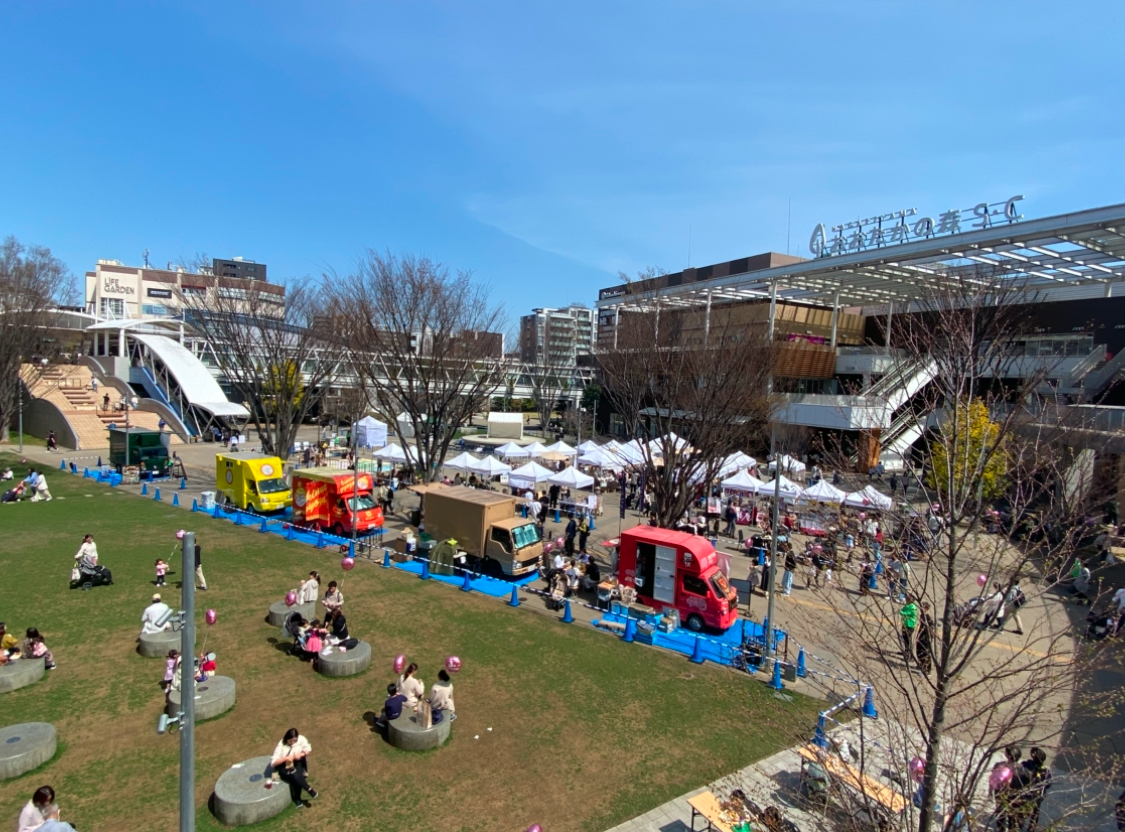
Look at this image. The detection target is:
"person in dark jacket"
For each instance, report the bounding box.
[1015,747,1052,832]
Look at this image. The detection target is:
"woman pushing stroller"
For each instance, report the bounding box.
[71,534,113,588]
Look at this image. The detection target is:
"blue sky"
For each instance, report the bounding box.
[1,1,1122,320]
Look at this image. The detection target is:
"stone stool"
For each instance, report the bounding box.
[138,628,194,659]
[314,641,371,677]
[0,658,45,694]
[212,756,290,826]
[0,723,57,780]
[167,676,236,721]
[266,601,314,627]
[386,710,451,751]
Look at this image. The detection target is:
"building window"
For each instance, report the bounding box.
[100,297,125,318]
[142,304,169,316]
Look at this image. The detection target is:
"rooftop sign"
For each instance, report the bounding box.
[809,195,1025,258]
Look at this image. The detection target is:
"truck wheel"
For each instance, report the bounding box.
[332,523,344,538]
[686,614,705,633]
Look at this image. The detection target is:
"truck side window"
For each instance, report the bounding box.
[491,528,512,552]
[682,574,709,596]
[248,482,257,493]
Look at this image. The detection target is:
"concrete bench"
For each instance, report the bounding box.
[315,640,371,677]
[212,756,291,826]
[387,709,451,751]
[167,675,236,721]
[266,601,315,627]
[0,722,57,780]
[0,658,45,694]
[137,628,194,658]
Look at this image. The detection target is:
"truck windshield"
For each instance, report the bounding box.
[348,495,377,512]
[511,523,540,549]
[258,478,288,494]
[710,572,731,597]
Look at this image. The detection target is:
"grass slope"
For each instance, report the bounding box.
[0,453,820,832]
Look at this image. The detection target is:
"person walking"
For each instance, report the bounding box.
[899,596,919,665]
[782,551,797,596]
[915,601,934,675]
[997,580,1026,635]
[270,727,318,808]
[564,514,577,557]
[1016,747,1052,832]
[577,515,590,554]
[194,540,208,591]
[723,502,737,538]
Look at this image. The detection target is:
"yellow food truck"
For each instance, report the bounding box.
[215,454,292,513]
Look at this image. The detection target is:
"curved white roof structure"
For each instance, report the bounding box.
[130,333,249,418]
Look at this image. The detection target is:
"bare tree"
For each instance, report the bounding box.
[0,236,71,443]
[599,279,777,527]
[176,275,342,457]
[329,252,507,481]
[807,271,1124,831]
[528,363,573,439]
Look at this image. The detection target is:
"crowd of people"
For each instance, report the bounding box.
[2,466,52,503]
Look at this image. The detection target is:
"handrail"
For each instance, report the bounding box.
[1082,349,1125,395]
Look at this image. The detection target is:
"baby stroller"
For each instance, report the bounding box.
[70,564,113,590]
[952,596,982,628]
[546,571,567,612]
[281,612,311,658]
[1085,606,1116,641]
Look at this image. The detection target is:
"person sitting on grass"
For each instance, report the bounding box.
[21,628,56,670]
[429,669,456,723]
[374,683,407,728]
[2,482,26,503]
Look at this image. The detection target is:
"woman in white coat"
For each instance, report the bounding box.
[296,571,320,605]
[397,662,425,707]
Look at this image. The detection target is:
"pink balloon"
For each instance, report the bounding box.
[527,826,543,832]
[341,557,356,572]
[393,654,406,674]
[176,530,185,540]
[555,536,565,548]
[285,591,297,607]
[977,574,988,587]
[989,765,1013,791]
[205,609,217,626]
[445,655,462,673]
[857,512,866,521]
[544,541,554,554]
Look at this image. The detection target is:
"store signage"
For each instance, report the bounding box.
[102,276,136,296]
[146,288,173,298]
[809,195,1025,258]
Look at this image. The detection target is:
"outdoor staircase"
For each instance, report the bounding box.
[21,363,180,451]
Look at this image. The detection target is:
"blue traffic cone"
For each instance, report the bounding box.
[769,658,784,691]
[813,714,829,748]
[382,548,391,568]
[286,524,295,541]
[212,504,221,519]
[70,462,77,474]
[191,498,198,512]
[588,515,595,531]
[461,569,473,592]
[234,512,243,526]
[154,487,161,501]
[172,493,179,507]
[260,517,268,533]
[97,456,102,467]
[316,530,325,548]
[863,686,878,719]
[562,600,574,623]
[521,505,527,518]
[690,635,705,664]
[508,586,521,607]
[141,482,148,496]
[83,467,90,478]
[348,541,355,558]
[554,508,560,523]
[622,617,637,643]
[59,459,65,470]
[420,559,430,580]
[180,477,187,490]
[797,647,807,678]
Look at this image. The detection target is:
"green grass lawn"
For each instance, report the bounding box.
[0,452,821,832]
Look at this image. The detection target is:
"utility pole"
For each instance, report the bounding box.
[765,426,781,661]
[180,530,196,832]
[17,370,23,453]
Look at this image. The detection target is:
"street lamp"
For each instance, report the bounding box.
[124,394,139,467]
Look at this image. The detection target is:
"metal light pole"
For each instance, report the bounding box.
[352,416,359,556]
[17,371,23,453]
[765,426,781,660]
[180,530,197,832]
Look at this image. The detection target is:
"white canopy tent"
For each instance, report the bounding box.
[494,441,530,458]
[373,443,409,462]
[351,416,387,449]
[720,470,768,494]
[508,461,555,491]
[486,412,524,440]
[443,451,480,471]
[768,455,806,474]
[800,479,847,504]
[547,467,595,490]
[764,474,803,501]
[648,432,692,455]
[843,485,893,510]
[468,456,512,477]
[609,440,646,466]
[544,440,577,457]
[576,447,622,470]
[522,440,549,456]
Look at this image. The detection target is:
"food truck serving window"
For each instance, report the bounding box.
[682,574,708,596]
[711,572,731,597]
[511,523,540,549]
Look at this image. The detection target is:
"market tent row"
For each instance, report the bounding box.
[508,461,555,491]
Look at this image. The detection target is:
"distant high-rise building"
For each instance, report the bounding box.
[212,257,266,282]
[519,306,596,367]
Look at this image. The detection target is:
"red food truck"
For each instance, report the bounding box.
[613,526,738,632]
[291,470,384,536]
